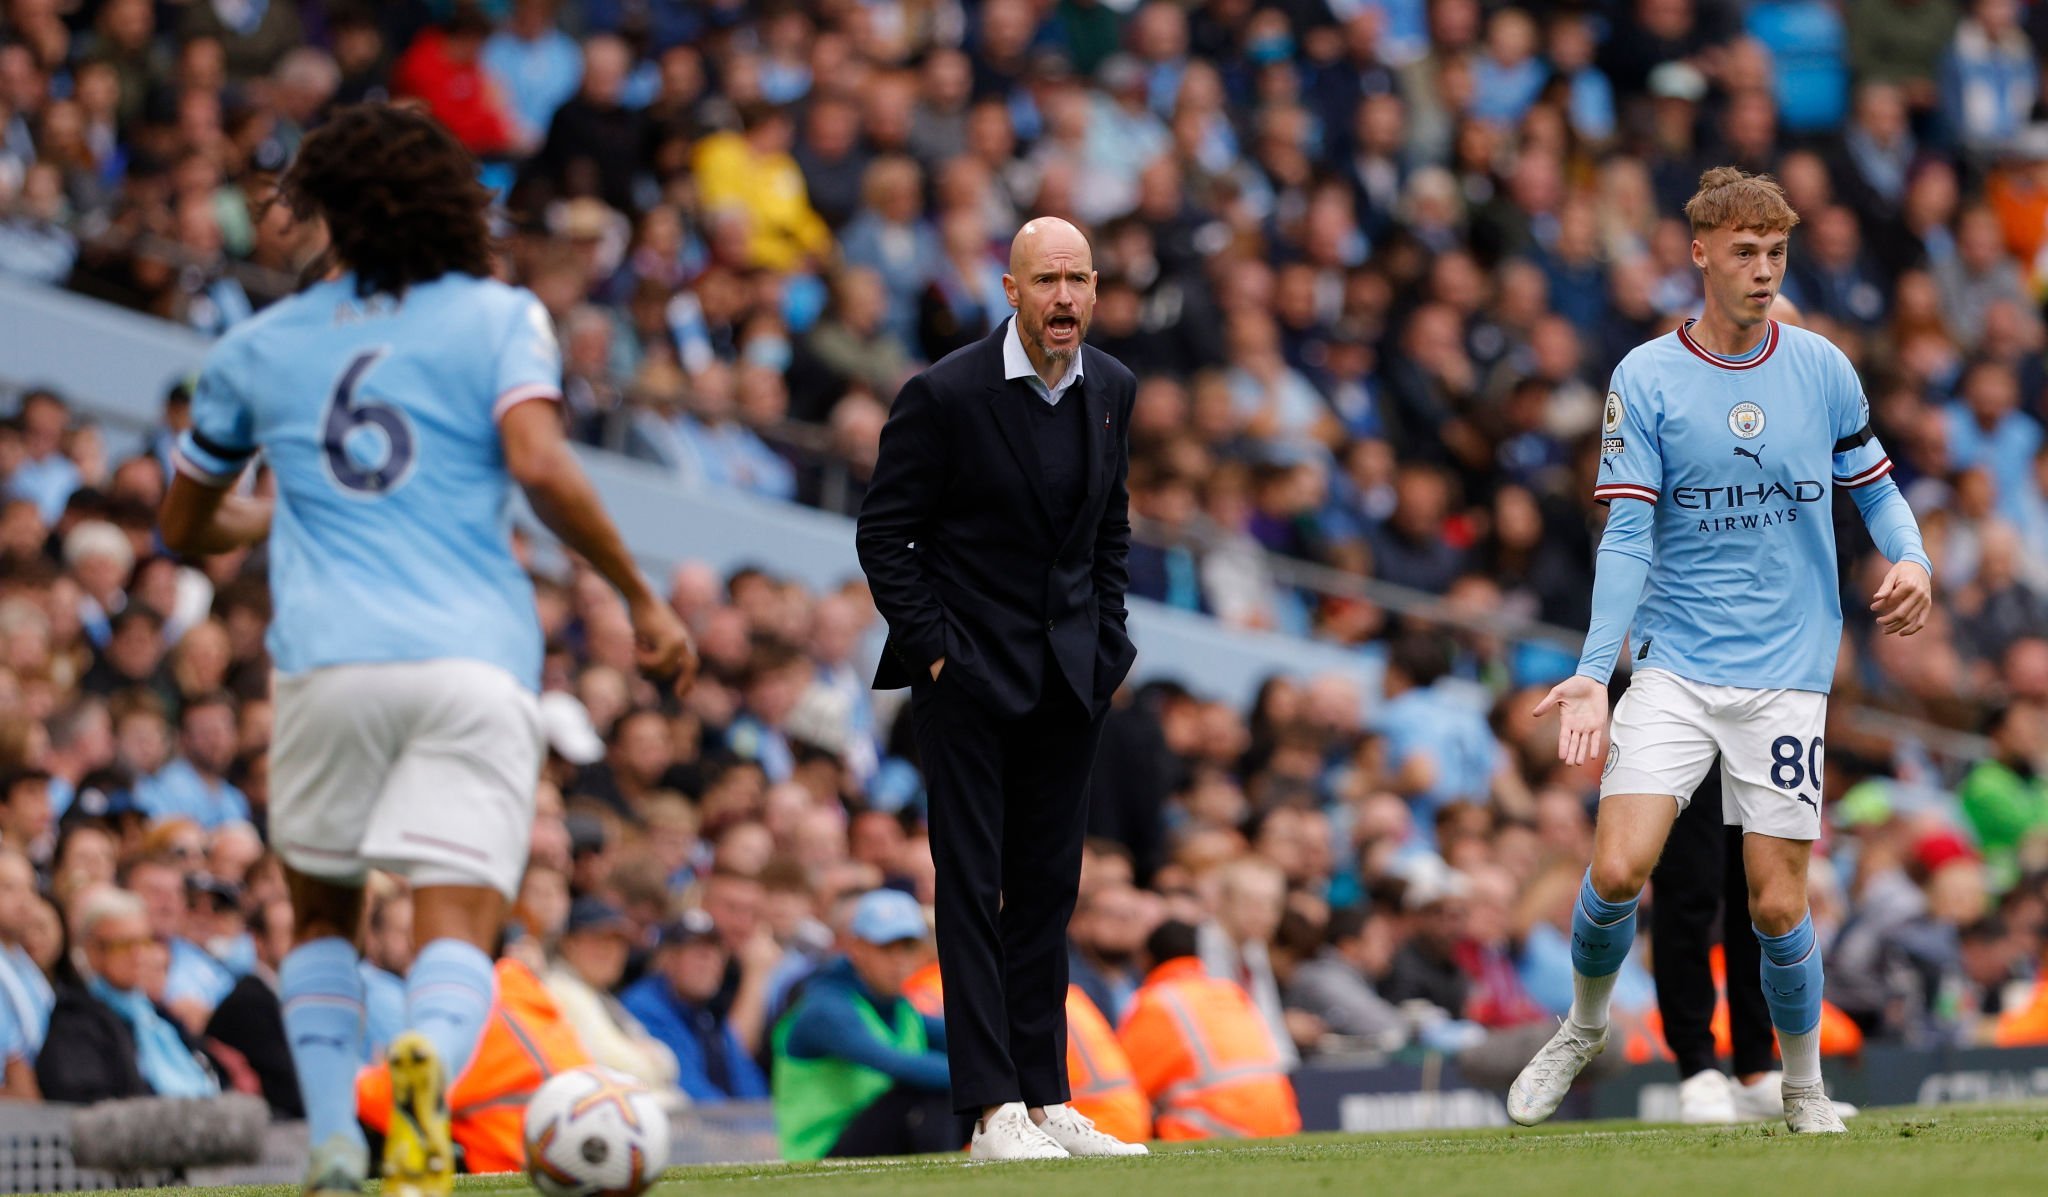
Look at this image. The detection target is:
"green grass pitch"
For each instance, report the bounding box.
[90,1104,2048,1197]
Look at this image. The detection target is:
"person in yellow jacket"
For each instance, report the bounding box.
[359,957,593,1174]
[902,964,1152,1144]
[1117,921,1301,1141]
[691,102,834,273]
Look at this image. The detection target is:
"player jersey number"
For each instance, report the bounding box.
[323,348,415,495]
[1769,735,1823,791]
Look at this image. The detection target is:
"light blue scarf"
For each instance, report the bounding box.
[88,977,219,1098]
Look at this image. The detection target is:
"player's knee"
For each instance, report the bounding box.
[1748,891,1809,938]
[1588,858,1649,905]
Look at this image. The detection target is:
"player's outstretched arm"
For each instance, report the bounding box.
[500,400,698,694]
[159,474,273,556]
[1847,475,1934,636]
[1537,496,1655,765]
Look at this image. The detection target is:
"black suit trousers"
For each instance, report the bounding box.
[910,665,1104,1113]
[1651,767,1776,1079]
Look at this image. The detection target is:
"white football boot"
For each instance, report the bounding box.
[1781,1079,1848,1134]
[1507,1020,1607,1126]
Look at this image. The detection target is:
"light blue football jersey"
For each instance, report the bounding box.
[1594,319,1895,694]
[174,273,561,687]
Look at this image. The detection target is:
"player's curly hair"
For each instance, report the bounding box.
[276,103,493,297]
[1684,166,1800,235]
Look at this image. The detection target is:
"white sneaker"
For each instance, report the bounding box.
[1677,1070,1737,1124]
[1781,1079,1848,1134]
[1507,1020,1607,1126]
[1035,1104,1149,1157]
[969,1103,1070,1161]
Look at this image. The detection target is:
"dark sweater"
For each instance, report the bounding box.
[1026,385,1089,538]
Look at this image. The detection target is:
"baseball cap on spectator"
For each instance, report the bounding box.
[1027,48,1075,82]
[538,691,606,765]
[186,873,241,910]
[849,888,927,946]
[1096,55,1146,96]
[1398,857,1471,910]
[565,812,609,858]
[1912,830,1979,877]
[564,897,632,939]
[655,908,720,949]
[1832,780,1895,829]
[783,686,853,757]
[64,769,143,823]
[1648,62,1708,104]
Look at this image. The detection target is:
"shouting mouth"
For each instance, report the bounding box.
[1045,313,1080,345]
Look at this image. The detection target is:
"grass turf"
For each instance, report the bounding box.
[88,1104,2048,1197]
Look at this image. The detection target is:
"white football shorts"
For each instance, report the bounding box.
[269,658,543,899]
[1599,668,1827,842]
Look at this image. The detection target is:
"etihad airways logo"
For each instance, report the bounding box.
[1670,480,1826,510]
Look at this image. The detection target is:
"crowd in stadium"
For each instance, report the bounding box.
[6,0,2048,1143]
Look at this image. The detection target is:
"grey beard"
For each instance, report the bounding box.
[1037,338,1077,365]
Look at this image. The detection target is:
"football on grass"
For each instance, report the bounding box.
[523,1066,671,1197]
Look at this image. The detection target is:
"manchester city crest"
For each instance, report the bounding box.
[1727,402,1765,439]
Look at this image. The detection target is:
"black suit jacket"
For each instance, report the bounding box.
[856,323,1137,719]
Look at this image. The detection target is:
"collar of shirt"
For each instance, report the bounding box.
[1003,315,1085,406]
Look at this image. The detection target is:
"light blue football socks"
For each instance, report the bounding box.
[404,938,497,1083]
[1756,914,1825,1085]
[1569,870,1640,1030]
[280,937,369,1154]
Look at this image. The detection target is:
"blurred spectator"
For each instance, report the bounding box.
[204,895,299,1118]
[1197,858,1299,1065]
[544,896,679,1089]
[1959,705,2048,894]
[770,889,954,1159]
[135,692,248,830]
[621,909,769,1103]
[0,847,50,1097]
[38,886,221,1102]
[1120,920,1302,1141]
[692,102,832,273]
[1939,0,2038,154]
[1284,905,1406,1047]
[483,0,583,147]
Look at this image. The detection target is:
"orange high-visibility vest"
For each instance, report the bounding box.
[1064,986,1152,1144]
[1993,979,2048,1046]
[901,962,1152,1141]
[1116,958,1299,1141]
[359,959,594,1173]
[1638,945,1865,1063]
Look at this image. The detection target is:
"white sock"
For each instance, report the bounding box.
[1777,1027,1821,1087]
[1569,969,1619,1031]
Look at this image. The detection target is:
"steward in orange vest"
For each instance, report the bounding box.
[902,962,1152,1143]
[1116,921,1299,1141]
[358,958,594,1173]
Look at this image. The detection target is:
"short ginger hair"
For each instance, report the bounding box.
[1684,166,1800,235]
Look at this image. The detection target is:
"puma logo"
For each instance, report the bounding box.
[1795,792,1818,813]
[1733,444,1766,468]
